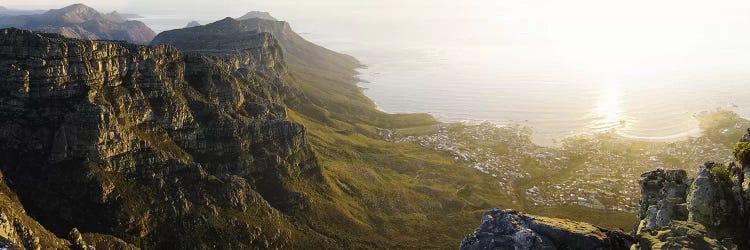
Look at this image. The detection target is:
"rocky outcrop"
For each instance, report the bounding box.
[637,169,691,231]
[633,161,748,249]
[686,163,732,227]
[0,27,323,248]
[0,4,156,44]
[460,208,633,250]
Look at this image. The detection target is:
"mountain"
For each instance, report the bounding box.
[0,4,156,44]
[0,9,512,248]
[0,27,324,248]
[153,17,359,78]
[237,11,278,21]
[185,20,201,28]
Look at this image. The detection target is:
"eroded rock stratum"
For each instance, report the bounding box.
[0,27,323,249]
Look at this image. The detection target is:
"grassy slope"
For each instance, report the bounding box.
[284,63,519,248]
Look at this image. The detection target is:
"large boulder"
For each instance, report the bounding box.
[686,162,734,227]
[637,169,690,230]
[460,208,633,250]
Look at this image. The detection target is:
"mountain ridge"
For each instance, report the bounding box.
[0,4,156,44]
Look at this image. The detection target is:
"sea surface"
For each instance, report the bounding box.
[137,7,750,145]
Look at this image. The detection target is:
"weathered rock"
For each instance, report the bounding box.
[67,228,94,250]
[634,163,745,249]
[636,169,690,232]
[0,27,322,248]
[460,208,633,250]
[687,163,728,226]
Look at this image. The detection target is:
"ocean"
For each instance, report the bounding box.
[136,2,750,145]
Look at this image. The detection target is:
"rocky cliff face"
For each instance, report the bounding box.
[0,27,324,248]
[0,4,156,44]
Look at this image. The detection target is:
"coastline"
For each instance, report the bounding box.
[356,65,710,146]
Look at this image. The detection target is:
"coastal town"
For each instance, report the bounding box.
[380,111,747,214]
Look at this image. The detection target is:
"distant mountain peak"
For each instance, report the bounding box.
[0,4,156,44]
[47,3,102,23]
[185,20,201,28]
[237,11,277,21]
[56,3,96,13]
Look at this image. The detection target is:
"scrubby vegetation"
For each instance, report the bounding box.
[709,163,733,193]
[734,142,750,166]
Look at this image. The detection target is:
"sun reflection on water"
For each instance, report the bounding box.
[593,80,624,131]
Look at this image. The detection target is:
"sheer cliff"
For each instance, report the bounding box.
[0,27,328,248]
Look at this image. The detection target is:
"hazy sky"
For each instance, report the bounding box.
[4,0,750,76]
